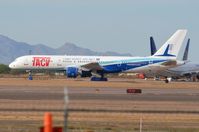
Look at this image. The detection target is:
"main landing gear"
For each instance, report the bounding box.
[164,77,172,83]
[28,70,33,80]
[90,72,108,81]
[165,79,169,83]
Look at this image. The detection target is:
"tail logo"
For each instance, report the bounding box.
[155,44,176,57]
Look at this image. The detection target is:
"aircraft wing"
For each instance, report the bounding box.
[81,62,103,71]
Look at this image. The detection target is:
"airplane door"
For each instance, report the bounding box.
[24,58,29,66]
[117,61,122,67]
[57,59,62,67]
[117,61,122,71]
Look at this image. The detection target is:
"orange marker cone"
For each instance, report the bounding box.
[44,112,53,132]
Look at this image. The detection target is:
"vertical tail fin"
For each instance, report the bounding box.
[153,30,187,58]
[182,38,190,61]
[150,36,157,56]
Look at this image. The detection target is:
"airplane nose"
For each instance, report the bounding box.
[9,63,12,68]
[9,62,15,69]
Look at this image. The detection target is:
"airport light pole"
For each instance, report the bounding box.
[64,88,69,132]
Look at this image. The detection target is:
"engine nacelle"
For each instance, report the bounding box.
[66,67,78,78]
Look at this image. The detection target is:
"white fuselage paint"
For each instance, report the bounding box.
[9,55,171,74]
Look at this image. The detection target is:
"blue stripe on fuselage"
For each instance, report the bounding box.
[99,58,167,73]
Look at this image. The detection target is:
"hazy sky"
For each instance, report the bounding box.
[0,0,198,61]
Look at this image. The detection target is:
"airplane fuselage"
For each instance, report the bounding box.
[9,55,171,74]
[167,62,199,76]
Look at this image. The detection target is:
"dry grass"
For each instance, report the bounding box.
[0,78,199,131]
[1,111,199,131]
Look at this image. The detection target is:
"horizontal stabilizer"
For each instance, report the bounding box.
[161,60,177,66]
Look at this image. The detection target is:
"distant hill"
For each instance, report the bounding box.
[0,35,132,64]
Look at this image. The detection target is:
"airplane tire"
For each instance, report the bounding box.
[91,77,108,81]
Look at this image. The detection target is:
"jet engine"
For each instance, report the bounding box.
[66,67,92,78]
[66,67,78,78]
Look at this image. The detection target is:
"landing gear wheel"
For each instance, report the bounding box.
[91,77,108,81]
[165,79,169,83]
[28,71,33,80]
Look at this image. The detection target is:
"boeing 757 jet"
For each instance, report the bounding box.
[9,30,187,81]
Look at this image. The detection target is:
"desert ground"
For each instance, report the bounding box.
[0,77,199,132]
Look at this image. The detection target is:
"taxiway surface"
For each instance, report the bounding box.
[0,85,199,102]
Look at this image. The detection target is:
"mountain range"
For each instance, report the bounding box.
[0,35,131,64]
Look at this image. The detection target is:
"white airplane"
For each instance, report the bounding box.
[9,30,187,81]
[147,37,199,82]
